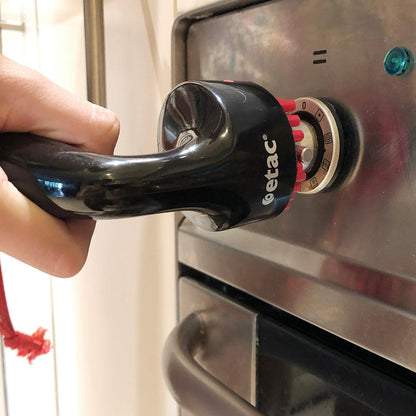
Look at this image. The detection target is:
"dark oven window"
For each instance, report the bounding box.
[257,316,416,416]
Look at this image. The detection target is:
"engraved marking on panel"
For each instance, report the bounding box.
[313,49,327,64]
[322,159,331,171]
[324,132,333,144]
[315,108,325,122]
[294,97,340,194]
[313,49,327,55]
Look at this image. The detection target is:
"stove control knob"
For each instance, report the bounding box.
[291,97,344,194]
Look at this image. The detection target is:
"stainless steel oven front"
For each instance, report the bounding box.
[163,1,416,415]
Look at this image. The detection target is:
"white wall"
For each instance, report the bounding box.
[49,1,177,415]
[0,1,59,415]
[176,0,215,13]
[0,0,198,415]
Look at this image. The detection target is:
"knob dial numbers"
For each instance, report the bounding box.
[293,97,342,194]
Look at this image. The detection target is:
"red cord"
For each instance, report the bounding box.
[0,260,51,363]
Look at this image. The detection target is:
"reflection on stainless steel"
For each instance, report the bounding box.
[296,144,313,166]
[163,311,262,416]
[179,220,416,372]
[173,1,416,412]
[178,278,258,416]
[175,0,416,373]
[83,0,106,106]
[172,0,268,86]
[296,122,317,171]
[185,0,416,279]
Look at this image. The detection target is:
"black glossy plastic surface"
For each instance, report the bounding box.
[0,81,297,230]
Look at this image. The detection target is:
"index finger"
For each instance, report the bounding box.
[0,55,119,154]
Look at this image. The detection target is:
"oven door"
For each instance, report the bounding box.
[164,277,416,416]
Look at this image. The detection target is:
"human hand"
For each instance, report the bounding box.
[0,55,120,277]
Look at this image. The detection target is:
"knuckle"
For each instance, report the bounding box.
[89,105,120,154]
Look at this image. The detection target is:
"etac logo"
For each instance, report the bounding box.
[262,134,279,206]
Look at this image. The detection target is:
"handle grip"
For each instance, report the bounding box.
[0,131,184,219]
[0,81,297,230]
[163,313,263,416]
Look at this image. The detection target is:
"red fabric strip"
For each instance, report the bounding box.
[0,260,51,363]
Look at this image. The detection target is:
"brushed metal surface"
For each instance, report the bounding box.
[179,277,258,416]
[174,0,416,370]
[164,312,261,416]
[185,0,416,280]
[172,0,267,85]
[178,220,416,372]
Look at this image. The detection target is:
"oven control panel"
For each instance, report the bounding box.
[183,0,416,286]
[175,0,416,373]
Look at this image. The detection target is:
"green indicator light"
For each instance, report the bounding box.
[383,47,414,76]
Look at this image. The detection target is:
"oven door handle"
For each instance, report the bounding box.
[163,312,263,416]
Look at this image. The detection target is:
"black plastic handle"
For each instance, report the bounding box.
[0,81,297,230]
[0,132,218,219]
